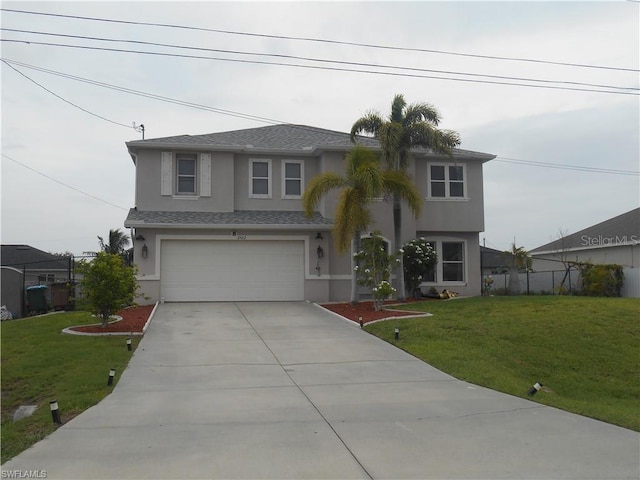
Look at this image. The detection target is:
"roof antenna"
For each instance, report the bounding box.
[132,122,145,139]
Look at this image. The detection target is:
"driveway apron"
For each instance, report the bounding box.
[3,302,639,479]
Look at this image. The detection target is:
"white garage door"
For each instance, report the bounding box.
[160,240,304,301]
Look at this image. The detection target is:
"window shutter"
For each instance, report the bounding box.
[200,153,211,197]
[161,152,173,196]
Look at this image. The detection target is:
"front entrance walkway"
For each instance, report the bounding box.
[3,302,638,479]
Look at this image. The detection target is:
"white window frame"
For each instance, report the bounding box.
[176,153,198,196]
[282,160,304,199]
[427,163,467,200]
[249,158,272,198]
[421,239,467,285]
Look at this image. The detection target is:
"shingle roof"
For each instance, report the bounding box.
[124,209,333,228]
[128,124,377,151]
[531,208,640,253]
[480,246,510,269]
[126,124,495,160]
[1,245,70,270]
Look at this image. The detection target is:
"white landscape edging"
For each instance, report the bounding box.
[62,302,159,336]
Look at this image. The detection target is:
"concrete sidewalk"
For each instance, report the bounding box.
[3,302,639,479]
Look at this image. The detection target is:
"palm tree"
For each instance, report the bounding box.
[303,145,422,303]
[504,243,532,295]
[350,94,461,299]
[98,229,130,255]
[303,145,383,303]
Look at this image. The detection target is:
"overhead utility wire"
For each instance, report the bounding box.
[3,59,635,178]
[2,60,135,129]
[2,40,636,96]
[494,157,639,176]
[1,153,130,210]
[2,8,637,73]
[2,58,289,126]
[4,28,636,93]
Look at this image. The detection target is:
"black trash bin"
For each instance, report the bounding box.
[26,285,49,315]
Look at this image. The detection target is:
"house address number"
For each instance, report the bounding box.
[235,235,247,240]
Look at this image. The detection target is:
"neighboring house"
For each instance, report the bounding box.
[480,246,510,275]
[124,124,495,304]
[530,208,640,297]
[1,244,73,317]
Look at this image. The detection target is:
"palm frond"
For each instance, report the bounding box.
[382,170,423,217]
[403,102,441,126]
[350,112,384,142]
[390,94,406,123]
[301,172,347,217]
[408,123,461,157]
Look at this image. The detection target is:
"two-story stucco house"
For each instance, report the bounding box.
[124,124,495,304]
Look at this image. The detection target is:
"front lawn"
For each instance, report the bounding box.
[1,312,141,463]
[365,296,639,431]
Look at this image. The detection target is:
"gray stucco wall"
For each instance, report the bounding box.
[128,146,487,303]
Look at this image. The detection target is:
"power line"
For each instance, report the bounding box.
[3,58,638,178]
[1,58,288,126]
[2,7,638,73]
[3,28,637,93]
[2,60,135,129]
[494,156,639,176]
[2,40,636,96]
[1,153,130,210]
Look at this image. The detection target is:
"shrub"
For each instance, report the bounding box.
[579,263,624,297]
[354,232,398,310]
[81,252,139,327]
[402,237,437,298]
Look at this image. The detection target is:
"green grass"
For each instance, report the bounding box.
[366,296,640,431]
[1,312,141,463]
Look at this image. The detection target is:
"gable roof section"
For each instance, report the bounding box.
[480,246,510,269]
[530,208,640,254]
[1,245,70,270]
[124,209,333,230]
[126,124,495,161]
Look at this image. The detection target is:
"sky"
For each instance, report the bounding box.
[1,1,638,257]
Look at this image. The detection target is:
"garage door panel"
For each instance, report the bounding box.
[160,240,304,301]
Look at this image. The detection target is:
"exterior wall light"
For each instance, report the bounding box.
[141,243,148,258]
[317,245,324,259]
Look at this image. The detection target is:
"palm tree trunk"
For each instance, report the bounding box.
[350,230,362,304]
[508,266,521,295]
[393,194,406,300]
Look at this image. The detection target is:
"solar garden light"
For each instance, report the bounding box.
[127,337,132,351]
[527,382,543,396]
[107,368,116,386]
[359,316,363,329]
[50,400,62,425]
[394,327,399,340]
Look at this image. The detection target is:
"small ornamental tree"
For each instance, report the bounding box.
[402,237,437,298]
[81,252,138,328]
[354,232,398,310]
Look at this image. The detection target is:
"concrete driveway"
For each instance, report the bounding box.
[3,302,639,479]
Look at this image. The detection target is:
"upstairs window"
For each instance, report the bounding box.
[250,159,272,198]
[429,164,466,198]
[176,154,197,195]
[283,161,303,198]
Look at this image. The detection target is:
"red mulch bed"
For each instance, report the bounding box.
[321,299,431,324]
[69,305,155,334]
